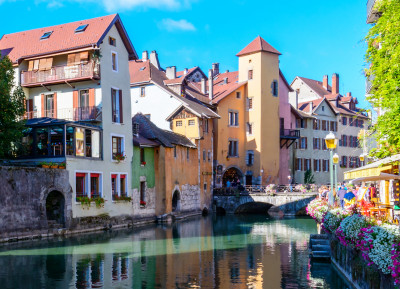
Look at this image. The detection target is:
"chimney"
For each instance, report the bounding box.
[323,75,328,90]
[142,51,148,61]
[212,63,219,76]
[149,50,160,70]
[309,101,313,113]
[201,78,206,94]
[184,68,188,75]
[347,92,352,97]
[166,66,176,79]
[225,70,229,73]
[208,69,213,101]
[332,73,339,94]
[223,77,228,84]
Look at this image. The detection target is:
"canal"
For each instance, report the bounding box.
[0,215,351,288]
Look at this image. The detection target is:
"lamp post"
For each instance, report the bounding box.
[325,132,338,206]
[333,153,339,194]
[360,154,365,166]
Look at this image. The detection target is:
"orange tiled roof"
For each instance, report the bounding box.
[236,36,281,56]
[176,67,197,78]
[298,98,325,113]
[211,71,247,103]
[0,14,137,63]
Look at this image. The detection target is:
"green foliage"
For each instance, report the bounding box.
[304,169,315,184]
[0,54,26,159]
[365,0,400,158]
[77,197,106,209]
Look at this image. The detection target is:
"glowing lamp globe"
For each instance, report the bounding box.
[325,132,337,150]
[333,153,339,164]
[360,154,365,162]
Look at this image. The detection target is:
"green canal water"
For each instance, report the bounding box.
[0,215,351,288]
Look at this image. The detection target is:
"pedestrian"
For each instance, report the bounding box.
[337,185,347,209]
[226,180,231,188]
[370,183,377,199]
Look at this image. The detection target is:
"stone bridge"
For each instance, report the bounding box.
[213,192,317,215]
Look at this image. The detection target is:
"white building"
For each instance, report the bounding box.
[0,14,138,222]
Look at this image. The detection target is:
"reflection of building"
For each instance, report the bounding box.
[0,15,137,222]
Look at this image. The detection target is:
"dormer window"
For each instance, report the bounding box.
[75,24,88,33]
[40,31,53,40]
[109,37,116,46]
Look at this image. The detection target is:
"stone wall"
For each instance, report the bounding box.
[180,184,201,212]
[331,237,395,289]
[0,166,72,237]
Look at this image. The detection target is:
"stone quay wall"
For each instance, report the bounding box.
[0,166,72,237]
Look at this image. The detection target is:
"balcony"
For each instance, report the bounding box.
[24,106,101,122]
[367,0,381,23]
[21,61,100,88]
[280,129,300,149]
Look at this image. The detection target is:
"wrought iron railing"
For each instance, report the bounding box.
[280,129,300,138]
[24,106,101,121]
[21,61,100,86]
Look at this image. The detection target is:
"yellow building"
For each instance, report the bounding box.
[212,36,282,186]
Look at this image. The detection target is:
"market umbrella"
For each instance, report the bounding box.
[344,192,355,201]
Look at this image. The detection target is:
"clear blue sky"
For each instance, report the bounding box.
[0,0,370,109]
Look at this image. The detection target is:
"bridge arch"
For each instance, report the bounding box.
[234,202,273,214]
[222,166,244,186]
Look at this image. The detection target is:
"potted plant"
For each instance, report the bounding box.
[141,161,146,166]
[39,161,50,168]
[59,162,66,169]
[50,162,58,169]
[140,200,146,208]
[113,152,126,163]
[93,197,105,209]
[77,196,91,209]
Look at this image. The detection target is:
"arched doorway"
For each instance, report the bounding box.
[222,167,243,187]
[46,190,65,227]
[172,190,181,212]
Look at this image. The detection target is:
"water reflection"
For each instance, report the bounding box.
[0,216,350,289]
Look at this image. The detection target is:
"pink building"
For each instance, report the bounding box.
[279,70,301,185]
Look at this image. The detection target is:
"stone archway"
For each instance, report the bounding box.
[222,166,244,187]
[172,190,181,212]
[46,190,65,227]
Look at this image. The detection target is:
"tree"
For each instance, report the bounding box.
[304,169,315,184]
[0,53,26,159]
[365,0,400,158]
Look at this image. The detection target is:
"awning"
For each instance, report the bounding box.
[350,173,400,184]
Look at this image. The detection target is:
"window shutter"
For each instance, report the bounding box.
[246,152,249,165]
[119,90,123,124]
[305,137,308,149]
[41,94,45,117]
[28,60,34,71]
[44,57,53,70]
[53,92,57,118]
[28,99,33,112]
[74,53,81,65]
[67,54,75,66]
[89,88,95,107]
[80,51,89,62]
[314,159,317,171]
[73,91,79,121]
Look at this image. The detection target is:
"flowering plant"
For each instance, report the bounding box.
[336,214,368,247]
[113,152,126,163]
[306,198,329,223]
[322,208,350,233]
[265,184,277,194]
[141,161,146,165]
[140,200,146,206]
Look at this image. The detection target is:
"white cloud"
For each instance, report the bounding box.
[158,18,196,32]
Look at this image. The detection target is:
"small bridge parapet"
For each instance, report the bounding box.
[213,189,317,215]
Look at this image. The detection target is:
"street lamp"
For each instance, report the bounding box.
[333,153,339,194]
[325,132,338,206]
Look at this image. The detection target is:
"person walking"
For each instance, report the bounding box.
[337,185,347,209]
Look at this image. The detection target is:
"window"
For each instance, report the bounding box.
[204,183,207,191]
[176,120,183,127]
[188,119,195,126]
[45,94,55,117]
[322,138,327,150]
[313,138,321,149]
[140,181,145,204]
[330,121,338,132]
[111,88,123,123]
[75,127,85,157]
[304,159,311,171]
[140,87,145,97]
[246,150,254,166]
[349,118,354,126]
[296,119,307,129]
[248,70,253,80]
[228,140,238,157]
[342,117,347,125]
[75,24,88,33]
[112,136,124,160]
[299,137,307,149]
[76,173,87,199]
[355,119,359,127]
[203,149,206,161]
[359,120,364,128]
[322,106,325,111]
[313,120,320,130]
[174,146,177,158]
[247,98,253,110]
[341,156,347,168]
[295,158,302,171]
[187,148,190,160]
[208,150,211,162]
[314,159,321,172]
[204,119,209,133]
[112,52,118,72]
[90,173,101,198]
[140,148,145,163]
[229,111,239,126]
[40,31,53,40]
[79,90,89,108]
[247,122,253,135]
[236,92,241,99]
[323,160,330,172]
[272,80,278,97]
[112,173,128,200]
[321,120,328,131]
[109,37,116,46]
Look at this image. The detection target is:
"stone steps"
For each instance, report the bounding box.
[309,234,331,261]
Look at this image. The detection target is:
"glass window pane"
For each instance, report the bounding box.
[36,128,49,156]
[75,128,85,157]
[66,126,74,156]
[92,131,100,158]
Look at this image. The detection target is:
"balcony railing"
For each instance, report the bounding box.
[24,106,101,122]
[21,61,100,87]
[280,129,300,139]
